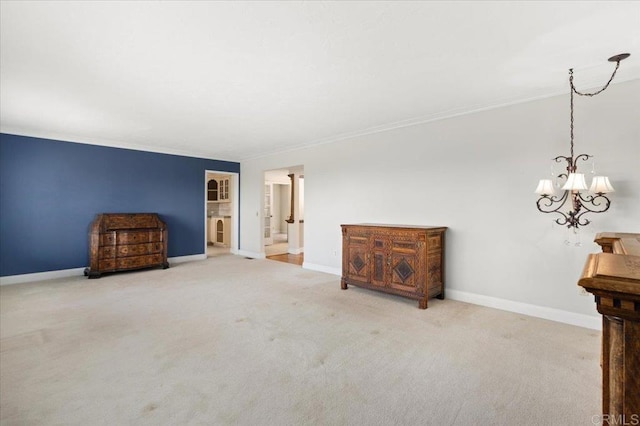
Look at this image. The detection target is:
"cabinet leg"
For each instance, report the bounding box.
[341,279,348,290]
[162,262,170,270]
[419,299,427,309]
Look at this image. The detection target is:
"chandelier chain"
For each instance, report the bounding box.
[568,59,621,163]
[570,60,621,97]
[570,70,575,160]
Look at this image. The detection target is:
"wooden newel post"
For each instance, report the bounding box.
[578,233,640,423]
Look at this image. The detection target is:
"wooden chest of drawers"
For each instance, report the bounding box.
[84,213,169,278]
[341,224,446,309]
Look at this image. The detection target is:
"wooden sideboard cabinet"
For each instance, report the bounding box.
[341,224,446,309]
[84,213,169,279]
[578,233,640,422]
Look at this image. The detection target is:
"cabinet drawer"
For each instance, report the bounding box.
[104,214,160,230]
[116,231,162,245]
[391,240,419,254]
[98,259,116,271]
[116,242,163,257]
[116,254,163,269]
[348,235,369,246]
[99,246,116,258]
[100,232,117,245]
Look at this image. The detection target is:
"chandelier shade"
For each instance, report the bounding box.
[589,176,615,194]
[561,173,588,191]
[534,179,556,196]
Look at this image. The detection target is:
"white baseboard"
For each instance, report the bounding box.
[303,262,341,276]
[288,247,304,255]
[169,254,207,264]
[0,267,86,286]
[236,249,266,259]
[0,254,207,286]
[446,289,601,330]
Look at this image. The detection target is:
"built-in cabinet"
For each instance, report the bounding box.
[209,217,230,247]
[206,174,233,249]
[341,224,446,309]
[208,177,230,202]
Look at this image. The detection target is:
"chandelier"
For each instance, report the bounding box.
[535,53,630,230]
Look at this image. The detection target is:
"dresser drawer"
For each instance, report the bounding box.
[116,254,163,270]
[100,232,117,246]
[103,214,161,230]
[116,242,163,257]
[99,246,116,258]
[115,231,162,245]
[98,259,116,271]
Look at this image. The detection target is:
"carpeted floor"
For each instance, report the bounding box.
[0,255,601,425]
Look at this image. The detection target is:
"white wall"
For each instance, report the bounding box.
[240,79,640,321]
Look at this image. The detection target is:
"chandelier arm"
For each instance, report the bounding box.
[576,193,612,214]
[574,153,592,164]
[536,192,569,214]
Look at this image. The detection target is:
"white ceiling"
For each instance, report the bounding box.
[1,1,639,162]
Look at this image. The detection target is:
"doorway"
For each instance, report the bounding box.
[264,166,304,265]
[204,170,239,258]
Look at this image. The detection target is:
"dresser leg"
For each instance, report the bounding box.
[84,267,102,279]
[162,262,170,270]
[341,279,348,290]
[419,299,427,309]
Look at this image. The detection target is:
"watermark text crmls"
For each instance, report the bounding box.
[592,414,640,426]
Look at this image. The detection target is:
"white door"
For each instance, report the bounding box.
[264,183,273,245]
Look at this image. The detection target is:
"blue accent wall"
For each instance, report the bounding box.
[0,133,240,277]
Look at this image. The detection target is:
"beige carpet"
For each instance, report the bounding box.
[0,255,601,425]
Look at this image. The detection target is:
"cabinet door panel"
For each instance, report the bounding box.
[347,246,370,283]
[371,237,388,287]
[427,252,443,295]
[427,232,442,252]
[389,252,420,293]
